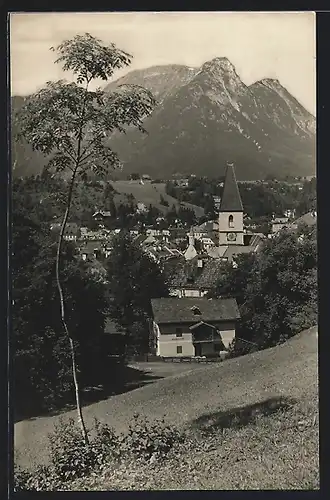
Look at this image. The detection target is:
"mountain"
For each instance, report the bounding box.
[106,57,315,179]
[11,58,316,180]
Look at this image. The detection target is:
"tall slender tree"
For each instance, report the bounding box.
[15,33,155,443]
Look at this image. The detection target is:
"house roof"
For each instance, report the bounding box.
[272,217,289,224]
[193,220,216,233]
[163,256,225,289]
[79,240,104,255]
[223,245,257,261]
[293,212,317,227]
[207,246,228,259]
[151,297,240,324]
[219,163,243,212]
[93,211,112,218]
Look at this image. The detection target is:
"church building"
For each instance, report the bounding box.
[218,162,244,246]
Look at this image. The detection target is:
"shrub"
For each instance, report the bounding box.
[48,417,119,481]
[91,418,121,468]
[14,464,62,492]
[14,415,185,490]
[119,413,185,460]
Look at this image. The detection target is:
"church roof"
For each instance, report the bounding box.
[220,163,243,212]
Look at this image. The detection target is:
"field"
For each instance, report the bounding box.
[111,180,205,217]
[14,326,319,489]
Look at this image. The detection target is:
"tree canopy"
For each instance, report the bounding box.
[210,224,317,355]
[106,231,169,354]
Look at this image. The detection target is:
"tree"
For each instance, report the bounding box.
[211,227,317,355]
[15,33,155,442]
[203,194,216,220]
[12,209,107,417]
[106,231,169,354]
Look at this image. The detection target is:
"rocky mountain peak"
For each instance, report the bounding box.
[257,78,283,90]
[202,57,235,72]
[200,57,240,81]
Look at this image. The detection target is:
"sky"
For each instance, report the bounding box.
[10,11,316,115]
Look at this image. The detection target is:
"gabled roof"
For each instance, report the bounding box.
[293,212,317,227]
[189,321,217,331]
[219,163,243,212]
[151,297,240,324]
[223,245,257,261]
[163,256,225,289]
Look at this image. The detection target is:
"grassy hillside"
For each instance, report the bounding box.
[15,326,318,486]
[111,180,205,217]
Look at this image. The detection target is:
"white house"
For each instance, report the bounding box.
[150,297,240,358]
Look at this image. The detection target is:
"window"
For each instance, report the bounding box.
[177,345,182,354]
[228,215,234,228]
[176,327,183,337]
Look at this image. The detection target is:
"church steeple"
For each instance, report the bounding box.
[219,162,243,212]
[218,162,244,246]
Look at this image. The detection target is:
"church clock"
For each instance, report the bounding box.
[227,232,237,242]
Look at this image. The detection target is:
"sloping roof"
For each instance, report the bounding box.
[79,240,103,254]
[151,297,240,324]
[163,256,225,289]
[219,163,243,212]
[293,212,317,227]
[272,217,289,225]
[222,245,257,261]
[207,246,228,259]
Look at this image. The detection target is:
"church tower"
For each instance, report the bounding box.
[219,163,244,246]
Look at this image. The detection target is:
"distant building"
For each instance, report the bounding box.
[150,297,240,358]
[78,239,113,261]
[284,208,296,219]
[184,229,198,261]
[176,178,189,187]
[92,210,113,223]
[213,195,222,210]
[271,217,289,234]
[50,222,80,242]
[286,210,317,232]
[163,255,224,298]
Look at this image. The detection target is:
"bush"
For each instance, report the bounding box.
[14,464,62,492]
[119,413,185,461]
[15,414,185,490]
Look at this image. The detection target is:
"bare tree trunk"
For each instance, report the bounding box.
[55,169,89,445]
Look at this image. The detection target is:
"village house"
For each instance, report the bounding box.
[141,238,183,264]
[140,174,152,183]
[78,235,114,261]
[270,210,317,237]
[188,220,218,241]
[213,195,222,210]
[271,216,290,234]
[92,210,113,225]
[284,208,296,219]
[163,255,224,298]
[293,210,317,228]
[50,222,80,242]
[150,297,240,358]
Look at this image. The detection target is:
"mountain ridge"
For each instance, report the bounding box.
[11,57,315,180]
